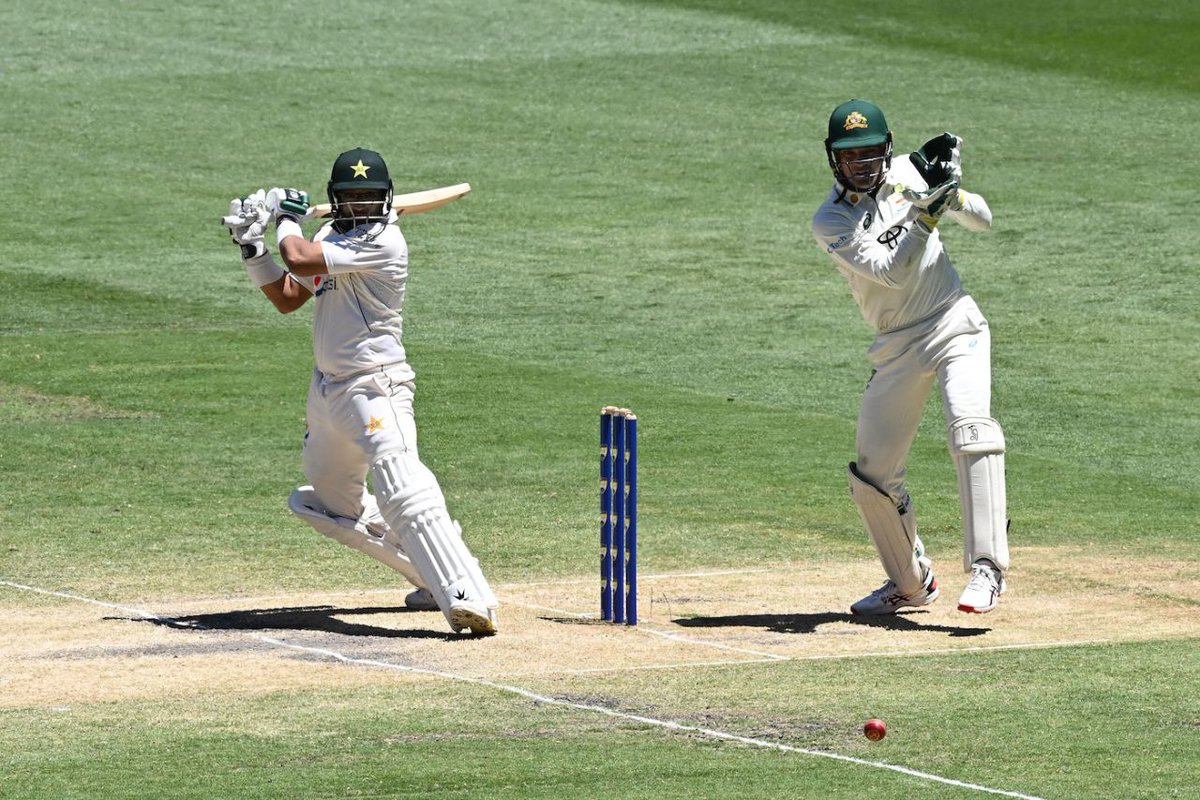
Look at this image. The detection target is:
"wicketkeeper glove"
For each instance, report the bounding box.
[909,132,963,186]
[266,187,310,224]
[896,179,963,229]
[222,190,270,258]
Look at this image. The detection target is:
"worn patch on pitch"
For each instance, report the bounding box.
[490,547,1200,675]
[2,546,1197,708]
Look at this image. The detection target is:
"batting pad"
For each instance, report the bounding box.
[288,486,426,589]
[371,453,499,624]
[948,417,1009,571]
[848,463,927,595]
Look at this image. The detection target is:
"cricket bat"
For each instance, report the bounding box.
[306,182,471,220]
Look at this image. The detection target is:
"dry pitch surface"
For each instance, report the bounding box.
[4,546,1199,708]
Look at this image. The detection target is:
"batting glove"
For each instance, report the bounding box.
[266,187,310,224]
[222,190,270,258]
[909,132,963,185]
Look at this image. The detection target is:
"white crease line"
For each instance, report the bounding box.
[244,632,1050,800]
[2,578,1047,799]
[217,634,1053,800]
[1,580,162,619]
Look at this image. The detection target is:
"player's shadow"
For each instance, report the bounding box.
[131,605,448,639]
[674,611,990,637]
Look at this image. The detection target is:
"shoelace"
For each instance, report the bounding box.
[869,581,899,598]
[965,566,997,591]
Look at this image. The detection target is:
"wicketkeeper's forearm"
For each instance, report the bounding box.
[944,190,992,232]
[836,224,933,288]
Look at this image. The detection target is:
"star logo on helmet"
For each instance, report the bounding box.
[365,416,385,433]
[351,160,370,178]
[844,112,869,131]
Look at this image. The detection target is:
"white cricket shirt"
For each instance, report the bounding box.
[811,156,991,333]
[295,213,415,381]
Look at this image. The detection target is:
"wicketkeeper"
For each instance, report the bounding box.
[811,100,1009,615]
[222,148,498,635]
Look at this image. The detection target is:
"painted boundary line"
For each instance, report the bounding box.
[2,579,1048,800]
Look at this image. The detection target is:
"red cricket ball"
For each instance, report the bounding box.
[863,718,887,741]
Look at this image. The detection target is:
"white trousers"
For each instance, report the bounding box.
[855,295,992,502]
[302,365,419,520]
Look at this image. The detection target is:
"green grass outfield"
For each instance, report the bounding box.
[2,1,1198,798]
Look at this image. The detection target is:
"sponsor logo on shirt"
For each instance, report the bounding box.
[877,223,908,250]
[314,275,337,297]
[827,233,851,253]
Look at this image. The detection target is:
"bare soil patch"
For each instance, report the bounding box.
[3,546,1196,708]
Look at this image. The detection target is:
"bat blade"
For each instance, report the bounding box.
[306,182,471,220]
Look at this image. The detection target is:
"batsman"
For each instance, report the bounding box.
[222,148,499,635]
[811,100,1010,615]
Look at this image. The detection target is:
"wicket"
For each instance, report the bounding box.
[600,406,638,625]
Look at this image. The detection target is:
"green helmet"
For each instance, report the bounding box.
[824,99,893,192]
[327,147,394,228]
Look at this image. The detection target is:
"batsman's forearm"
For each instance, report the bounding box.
[260,272,311,314]
[242,251,287,288]
[278,236,327,275]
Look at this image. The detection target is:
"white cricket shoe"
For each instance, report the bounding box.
[404,588,439,611]
[449,599,498,635]
[957,561,1006,613]
[850,568,940,615]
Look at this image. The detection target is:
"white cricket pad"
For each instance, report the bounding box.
[848,463,928,595]
[371,453,498,632]
[288,486,426,589]
[947,417,1009,571]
